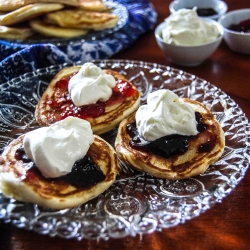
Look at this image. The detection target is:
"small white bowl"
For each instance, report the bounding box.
[218,9,250,54]
[155,20,224,67]
[169,0,228,20]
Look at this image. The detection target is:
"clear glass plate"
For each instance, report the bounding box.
[0,60,249,240]
[3,1,129,45]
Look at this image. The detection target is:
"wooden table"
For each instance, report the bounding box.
[1,0,250,249]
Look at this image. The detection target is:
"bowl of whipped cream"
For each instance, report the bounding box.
[155,8,224,67]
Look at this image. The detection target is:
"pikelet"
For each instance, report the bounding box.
[0,24,34,40]
[35,65,141,135]
[115,97,225,180]
[0,0,108,12]
[0,3,64,26]
[0,133,120,210]
[0,0,78,12]
[44,9,119,30]
[29,18,88,38]
[0,0,117,40]
[78,0,110,11]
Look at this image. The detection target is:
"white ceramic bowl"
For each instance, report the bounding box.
[218,9,250,54]
[169,0,228,20]
[154,19,224,67]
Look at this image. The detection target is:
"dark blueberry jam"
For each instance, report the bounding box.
[15,147,31,163]
[58,156,105,188]
[195,112,207,132]
[127,112,207,158]
[187,7,218,17]
[196,8,218,17]
[15,147,105,189]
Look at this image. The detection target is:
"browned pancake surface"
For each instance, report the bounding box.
[115,98,225,180]
[78,0,110,11]
[0,134,120,210]
[0,24,34,39]
[29,18,88,38]
[0,0,79,12]
[0,0,114,40]
[0,3,64,26]
[35,66,141,134]
[44,9,118,30]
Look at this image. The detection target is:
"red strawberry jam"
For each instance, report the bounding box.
[229,19,250,33]
[46,72,135,120]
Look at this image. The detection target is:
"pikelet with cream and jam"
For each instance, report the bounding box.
[0,116,120,210]
[35,62,141,134]
[115,89,225,180]
[0,62,141,210]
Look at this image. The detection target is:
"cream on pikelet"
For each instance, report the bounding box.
[35,63,141,135]
[115,91,225,180]
[0,3,64,26]
[44,9,118,30]
[0,128,119,210]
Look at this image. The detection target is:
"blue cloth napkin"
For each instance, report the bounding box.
[0,0,157,84]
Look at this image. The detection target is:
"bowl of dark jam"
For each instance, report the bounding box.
[169,0,228,20]
[218,9,250,54]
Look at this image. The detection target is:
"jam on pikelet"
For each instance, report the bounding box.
[35,66,141,134]
[115,98,225,180]
[0,134,120,210]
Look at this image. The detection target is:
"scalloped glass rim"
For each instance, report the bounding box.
[0,59,249,240]
[0,1,128,46]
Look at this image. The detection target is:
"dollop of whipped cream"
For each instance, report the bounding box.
[68,62,116,106]
[23,117,94,178]
[161,8,221,45]
[135,89,198,141]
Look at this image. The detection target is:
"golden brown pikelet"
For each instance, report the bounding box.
[0,3,64,26]
[38,0,79,6]
[0,24,34,39]
[115,98,225,180]
[29,18,88,38]
[78,0,110,11]
[0,0,78,12]
[0,0,35,11]
[35,66,141,135]
[44,9,119,30]
[0,134,120,210]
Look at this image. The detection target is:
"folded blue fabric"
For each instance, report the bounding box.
[0,0,157,84]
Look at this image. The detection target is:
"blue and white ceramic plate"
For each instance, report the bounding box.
[2,1,129,45]
[0,0,157,64]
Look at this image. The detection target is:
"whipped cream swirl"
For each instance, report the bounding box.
[23,117,94,178]
[136,89,198,141]
[68,62,116,106]
[162,8,221,45]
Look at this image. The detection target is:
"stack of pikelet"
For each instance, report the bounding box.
[0,0,119,40]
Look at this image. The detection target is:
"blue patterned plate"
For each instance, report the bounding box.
[2,1,128,45]
[0,0,157,64]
